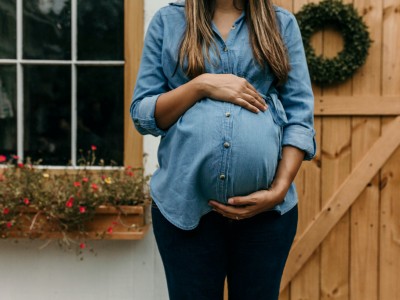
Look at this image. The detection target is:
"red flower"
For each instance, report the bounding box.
[17,163,24,168]
[91,145,97,151]
[126,166,132,170]
[126,171,134,177]
[12,155,19,160]
[0,155,6,163]
[66,197,74,208]
[82,177,89,183]
[79,206,86,213]
[6,222,12,229]
[79,243,86,249]
[107,227,113,234]
[23,198,30,205]
[91,183,99,191]
[73,181,81,187]
[101,175,106,180]
[3,208,10,215]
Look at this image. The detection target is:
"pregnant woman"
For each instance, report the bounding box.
[131,0,316,299]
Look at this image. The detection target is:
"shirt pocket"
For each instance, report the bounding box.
[264,93,288,159]
[237,38,275,82]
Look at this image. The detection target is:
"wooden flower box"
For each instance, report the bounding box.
[5,204,150,241]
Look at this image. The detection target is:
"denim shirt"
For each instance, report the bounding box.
[130,1,316,230]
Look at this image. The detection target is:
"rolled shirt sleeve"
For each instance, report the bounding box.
[130,10,168,137]
[278,12,316,160]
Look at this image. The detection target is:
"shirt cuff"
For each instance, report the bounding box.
[131,94,167,137]
[282,125,316,160]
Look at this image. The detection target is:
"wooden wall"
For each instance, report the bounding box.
[274,1,400,300]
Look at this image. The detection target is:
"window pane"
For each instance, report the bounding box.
[77,67,123,165]
[24,66,71,165]
[0,0,16,59]
[78,0,123,60]
[23,0,71,60]
[0,65,16,156]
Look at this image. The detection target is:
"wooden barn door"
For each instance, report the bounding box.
[273,1,400,300]
[224,0,400,299]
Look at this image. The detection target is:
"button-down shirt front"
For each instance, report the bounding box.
[131,1,316,230]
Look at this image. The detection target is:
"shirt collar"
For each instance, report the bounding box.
[169,0,185,7]
[170,0,246,23]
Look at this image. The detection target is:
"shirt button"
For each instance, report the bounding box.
[219,174,226,180]
[223,142,230,148]
[231,25,236,30]
[223,46,228,52]
[225,112,231,117]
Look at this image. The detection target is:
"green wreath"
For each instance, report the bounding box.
[295,0,372,86]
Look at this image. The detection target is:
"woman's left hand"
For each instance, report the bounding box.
[208,188,286,220]
[209,146,305,220]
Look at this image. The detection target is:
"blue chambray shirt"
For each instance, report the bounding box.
[130,1,316,230]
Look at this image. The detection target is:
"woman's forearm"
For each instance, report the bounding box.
[154,73,267,130]
[271,146,305,201]
[154,76,206,130]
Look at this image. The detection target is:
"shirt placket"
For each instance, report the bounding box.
[214,23,240,202]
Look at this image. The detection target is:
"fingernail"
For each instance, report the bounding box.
[228,198,233,204]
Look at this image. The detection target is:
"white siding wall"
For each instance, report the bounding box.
[0,1,170,299]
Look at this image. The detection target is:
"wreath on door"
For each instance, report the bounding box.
[295,0,372,86]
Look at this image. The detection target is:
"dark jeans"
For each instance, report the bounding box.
[152,203,298,300]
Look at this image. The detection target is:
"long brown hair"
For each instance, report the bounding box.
[178,0,290,84]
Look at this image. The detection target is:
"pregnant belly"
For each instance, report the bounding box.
[226,106,281,198]
[158,98,282,202]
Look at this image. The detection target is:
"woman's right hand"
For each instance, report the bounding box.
[196,73,268,113]
[154,73,267,130]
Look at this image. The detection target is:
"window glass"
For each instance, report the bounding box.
[24,66,71,165]
[0,0,16,59]
[78,0,123,60]
[77,67,123,165]
[2,0,126,166]
[23,0,71,60]
[0,65,17,156]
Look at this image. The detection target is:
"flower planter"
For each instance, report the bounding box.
[1,148,152,251]
[5,203,150,241]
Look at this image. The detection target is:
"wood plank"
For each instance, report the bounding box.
[287,0,322,299]
[280,116,400,291]
[320,116,351,300]
[315,96,400,115]
[224,278,228,300]
[10,225,150,240]
[274,0,292,11]
[380,119,400,300]
[124,0,144,168]
[320,3,353,297]
[350,1,382,299]
[279,286,290,300]
[380,0,400,299]
[350,118,380,300]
